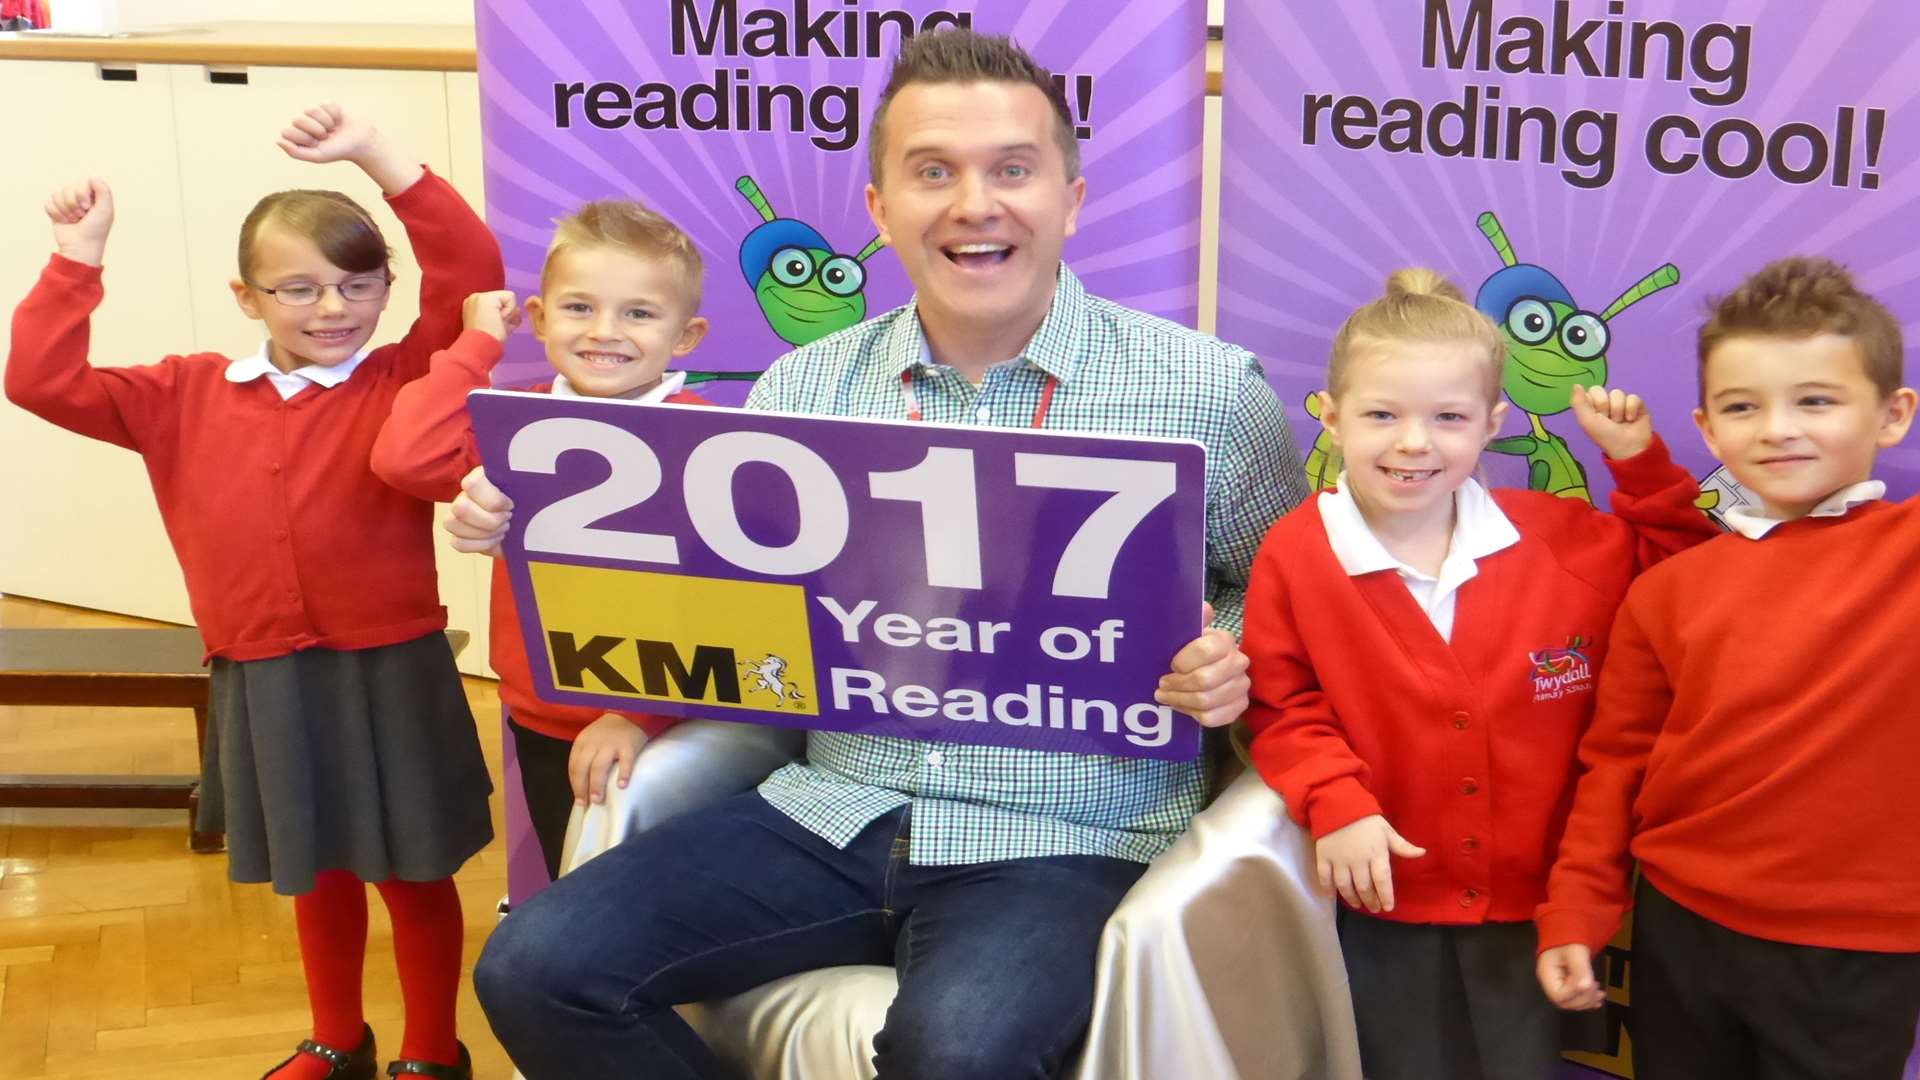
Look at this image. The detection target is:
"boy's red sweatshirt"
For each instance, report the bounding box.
[1243,441,1717,925]
[372,331,699,741]
[1538,499,1920,956]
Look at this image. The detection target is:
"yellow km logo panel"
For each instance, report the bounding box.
[530,563,819,715]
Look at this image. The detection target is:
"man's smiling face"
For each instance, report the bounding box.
[864,80,1086,343]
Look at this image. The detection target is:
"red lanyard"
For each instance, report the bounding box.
[900,368,1058,429]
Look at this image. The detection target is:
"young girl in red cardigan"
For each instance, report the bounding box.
[1238,269,1718,1079]
[7,105,502,1080]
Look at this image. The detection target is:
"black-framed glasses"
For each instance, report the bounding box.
[251,275,392,307]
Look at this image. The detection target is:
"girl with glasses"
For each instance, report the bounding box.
[8,103,502,1080]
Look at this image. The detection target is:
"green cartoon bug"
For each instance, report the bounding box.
[736,175,886,348]
[1301,213,1685,503]
[1472,211,1681,503]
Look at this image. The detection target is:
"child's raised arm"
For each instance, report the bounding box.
[6,179,180,450]
[1568,383,1721,566]
[274,103,504,381]
[371,291,519,503]
[277,102,423,197]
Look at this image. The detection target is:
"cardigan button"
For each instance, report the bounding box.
[1459,889,1480,907]
[1460,836,1479,853]
[1459,777,1479,796]
[1451,712,1470,730]
[268,462,282,475]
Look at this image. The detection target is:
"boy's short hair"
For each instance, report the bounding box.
[543,199,704,307]
[239,189,389,281]
[867,29,1078,185]
[1698,256,1903,400]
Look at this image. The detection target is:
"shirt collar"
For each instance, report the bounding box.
[224,340,370,390]
[1721,480,1885,539]
[889,264,1089,384]
[1319,475,1521,581]
[551,370,687,402]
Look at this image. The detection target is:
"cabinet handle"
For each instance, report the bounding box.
[98,66,138,82]
[207,69,249,86]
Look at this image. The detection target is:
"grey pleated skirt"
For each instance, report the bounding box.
[197,632,494,895]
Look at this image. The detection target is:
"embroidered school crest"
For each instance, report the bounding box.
[1529,635,1594,702]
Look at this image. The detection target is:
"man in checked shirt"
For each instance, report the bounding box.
[462,29,1308,1080]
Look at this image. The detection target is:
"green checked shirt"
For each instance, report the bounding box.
[746,266,1308,865]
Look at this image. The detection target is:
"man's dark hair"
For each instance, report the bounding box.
[867,29,1079,185]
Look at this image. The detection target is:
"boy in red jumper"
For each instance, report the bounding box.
[1536,257,1920,1080]
[1240,269,1717,1080]
[373,200,709,881]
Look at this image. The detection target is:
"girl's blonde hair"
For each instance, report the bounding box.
[1327,268,1505,402]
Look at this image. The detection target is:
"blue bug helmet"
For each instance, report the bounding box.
[739,218,833,285]
[1475,263,1575,322]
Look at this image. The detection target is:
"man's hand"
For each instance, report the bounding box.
[1155,602,1251,728]
[46,179,114,267]
[444,465,514,556]
[463,290,521,342]
[1569,383,1653,460]
[1538,944,1607,1011]
[567,713,649,806]
[277,102,423,196]
[1314,813,1426,913]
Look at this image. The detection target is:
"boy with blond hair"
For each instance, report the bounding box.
[1535,256,1920,1079]
[372,199,710,881]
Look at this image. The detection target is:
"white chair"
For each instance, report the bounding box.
[511,721,1363,1080]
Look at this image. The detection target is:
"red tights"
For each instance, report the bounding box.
[268,869,464,1078]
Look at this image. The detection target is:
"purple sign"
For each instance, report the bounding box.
[474,0,1211,397]
[1218,0,1920,515]
[468,390,1208,760]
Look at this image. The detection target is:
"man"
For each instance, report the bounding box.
[464,29,1308,1078]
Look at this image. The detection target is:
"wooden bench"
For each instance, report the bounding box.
[0,626,468,854]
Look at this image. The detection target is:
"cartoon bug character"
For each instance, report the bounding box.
[736,175,886,348]
[1473,210,1681,504]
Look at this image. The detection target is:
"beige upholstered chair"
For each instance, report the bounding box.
[508,720,1363,1080]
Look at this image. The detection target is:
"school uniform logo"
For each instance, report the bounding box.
[1528,635,1594,702]
[529,562,820,715]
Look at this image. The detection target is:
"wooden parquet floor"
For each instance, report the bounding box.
[0,595,515,1078]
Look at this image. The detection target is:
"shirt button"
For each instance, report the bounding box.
[925,750,944,767]
[268,462,282,474]
[1460,889,1480,907]
[286,590,300,602]
[274,529,289,541]
[975,406,990,422]
[1452,712,1470,730]
[1460,777,1479,796]
[1460,836,1480,853]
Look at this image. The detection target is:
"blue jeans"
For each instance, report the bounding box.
[475,791,1147,1079]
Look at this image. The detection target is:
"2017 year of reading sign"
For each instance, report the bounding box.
[467,390,1208,760]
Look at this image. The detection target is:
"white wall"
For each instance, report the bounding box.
[108,0,475,28]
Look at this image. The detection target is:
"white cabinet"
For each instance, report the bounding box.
[0,59,196,624]
[1,57,496,676]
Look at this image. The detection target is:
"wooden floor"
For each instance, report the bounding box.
[0,595,515,1078]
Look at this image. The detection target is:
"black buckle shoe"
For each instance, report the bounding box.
[386,1041,472,1079]
[261,1024,377,1079]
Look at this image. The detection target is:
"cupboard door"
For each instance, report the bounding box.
[168,64,455,359]
[0,60,195,621]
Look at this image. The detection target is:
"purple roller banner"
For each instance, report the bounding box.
[474,0,1211,397]
[1219,3,1919,1076]
[468,389,1207,761]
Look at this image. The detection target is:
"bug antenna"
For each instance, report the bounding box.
[1601,263,1682,321]
[735,176,777,223]
[1477,211,1518,268]
[855,235,887,262]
